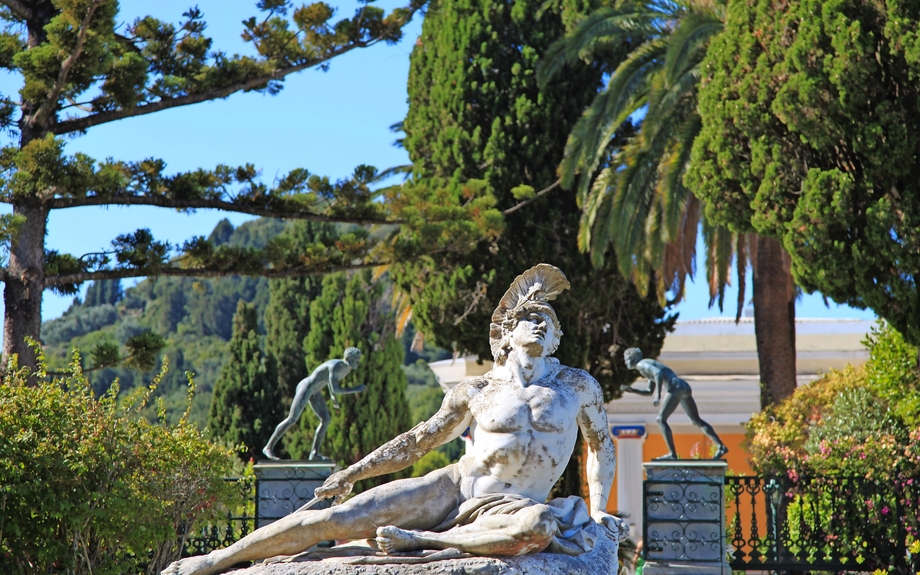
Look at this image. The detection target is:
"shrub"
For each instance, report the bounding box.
[0,345,238,575]
[746,321,919,479]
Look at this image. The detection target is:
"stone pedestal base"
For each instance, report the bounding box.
[254,461,337,529]
[642,560,731,575]
[229,524,619,575]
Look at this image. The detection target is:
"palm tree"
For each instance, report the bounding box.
[539,0,798,405]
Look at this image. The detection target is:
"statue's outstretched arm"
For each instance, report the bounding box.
[622,377,655,396]
[578,375,629,541]
[330,366,365,396]
[314,382,473,501]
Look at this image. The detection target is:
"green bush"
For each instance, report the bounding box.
[746,321,919,479]
[0,346,238,575]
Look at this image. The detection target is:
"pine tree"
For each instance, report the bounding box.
[286,271,411,492]
[0,0,424,372]
[208,299,282,463]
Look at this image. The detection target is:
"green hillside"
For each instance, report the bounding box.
[42,218,449,432]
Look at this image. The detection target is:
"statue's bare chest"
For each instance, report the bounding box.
[470,378,576,434]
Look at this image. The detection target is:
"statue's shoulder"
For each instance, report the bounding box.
[450,376,492,398]
[555,365,599,388]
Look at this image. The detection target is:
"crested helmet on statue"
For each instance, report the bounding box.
[489,263,570,362]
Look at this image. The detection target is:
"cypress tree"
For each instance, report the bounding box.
[83,279,122,307]
[286,271,411,492]
[208,300,282,463]
[394,0,676,496]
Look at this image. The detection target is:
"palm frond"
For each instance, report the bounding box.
[703,218,735,311]
[561,39,666,197]
[664,12,723,84]
[587,167,620,268]
[734,232,747,322]
[660,113,702,236]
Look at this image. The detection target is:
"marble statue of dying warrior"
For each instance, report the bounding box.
[163,264,628,575]
[621,347,728,460]
[262,347,365,462]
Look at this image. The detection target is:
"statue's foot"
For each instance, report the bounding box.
[654,453,679,460]
[308,453,334,463]
[262,446,280,461]
[375,525,423,554]
[712,444,729,459]
[160,555,221,575]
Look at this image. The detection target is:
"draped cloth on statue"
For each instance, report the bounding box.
[432,493,597,556]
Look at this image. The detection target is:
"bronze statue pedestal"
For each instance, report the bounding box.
[254,461,338,529]
[641,460,731,575]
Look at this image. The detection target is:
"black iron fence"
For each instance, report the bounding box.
[181,477,256,557]
[726,475,920,574]
[181,474,920,573]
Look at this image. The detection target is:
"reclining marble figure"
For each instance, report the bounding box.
[163,263,628,575]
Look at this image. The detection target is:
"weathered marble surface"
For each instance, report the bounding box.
[231,523,619,575]
[163,264,627,575]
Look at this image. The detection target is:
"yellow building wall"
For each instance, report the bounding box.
[605,431,752,515]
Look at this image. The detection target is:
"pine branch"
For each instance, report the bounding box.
[48,194,406,226]
[44,261,388,287]
[0,0,32,20]
[50,3,420,135]
[32,0,104,128]
[503,179,560,215]
[52,59,316,134]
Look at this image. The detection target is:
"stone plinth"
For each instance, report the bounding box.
[227,523,619,575]
[254,461,337,529]
[642,460,730,575]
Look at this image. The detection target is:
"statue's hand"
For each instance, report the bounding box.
[593,512,630,542]
[314,470,354,505]
[331,398,341,410]
[653,399,660,407]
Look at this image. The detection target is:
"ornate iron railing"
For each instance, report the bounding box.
[181,477,256,557]
[726,475,920,574]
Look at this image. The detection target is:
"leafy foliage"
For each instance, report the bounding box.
[393,0,675,407]
[0,0,432,371]
[746,322,920,478]
[689,0,920,344]
[540,0,740,307]
[208,300,282,463]
[41,218,281,425]
[0,347,238,575]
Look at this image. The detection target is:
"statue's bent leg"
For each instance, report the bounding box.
[376,504,557,557]
[307,393,331,461]
[655,392,681,459]
[680,395,728,457]
[263,378,312,459]
[161,465,462,575]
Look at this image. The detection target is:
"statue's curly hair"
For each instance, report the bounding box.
[623,347,643,366]
[344,347,362,361]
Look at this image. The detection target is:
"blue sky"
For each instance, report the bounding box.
[0,0,874,336]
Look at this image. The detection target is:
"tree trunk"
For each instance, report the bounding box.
[752,235,797,407]
[3,202,48,374]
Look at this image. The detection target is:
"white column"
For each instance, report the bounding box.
[612,425,647,542]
